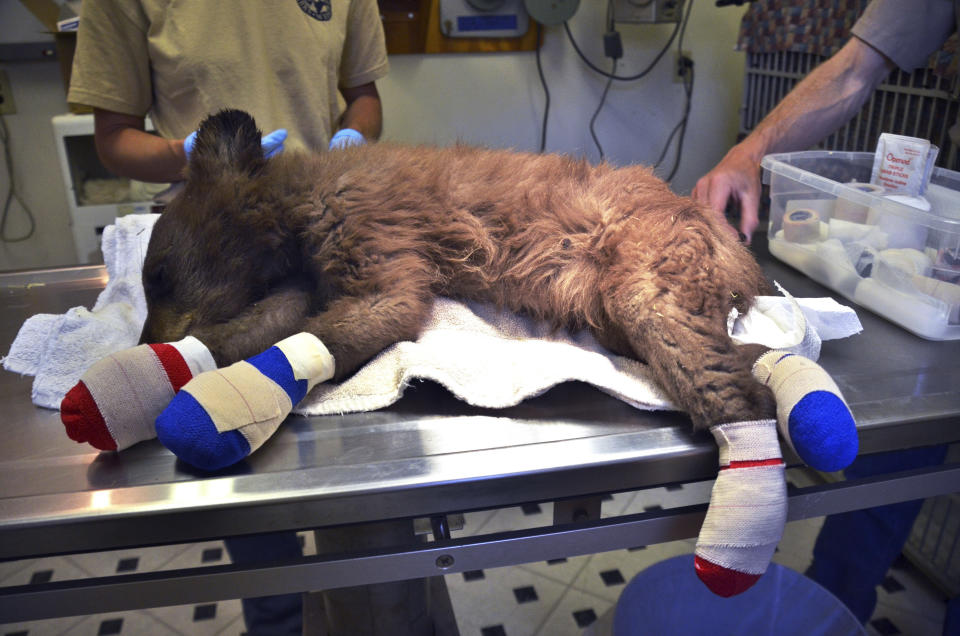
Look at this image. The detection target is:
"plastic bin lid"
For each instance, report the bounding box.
[761,151,960,234]
[612,554,865,635]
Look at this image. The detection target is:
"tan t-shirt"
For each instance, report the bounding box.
[68,0,389,151]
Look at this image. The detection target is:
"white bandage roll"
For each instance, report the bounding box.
[867,195,931,250]
[879,248,933,277]
[828,218,873,242]
[834,182,885,223]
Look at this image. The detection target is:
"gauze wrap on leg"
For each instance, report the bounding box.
[156,333,335,471]
[60,336,216,451]
[694,419,786,597]
[753,350,858,472]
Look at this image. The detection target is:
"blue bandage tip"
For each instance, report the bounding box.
[156,391,251,471]
[787,391,859,472]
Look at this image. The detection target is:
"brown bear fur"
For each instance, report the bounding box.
[140,109,775,429]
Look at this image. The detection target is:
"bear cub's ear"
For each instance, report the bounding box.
[188,109,266,181]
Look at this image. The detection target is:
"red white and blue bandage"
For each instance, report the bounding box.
[753,350,858,472]
[156,333,335,471]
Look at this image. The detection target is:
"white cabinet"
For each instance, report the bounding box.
[52,113,167,263]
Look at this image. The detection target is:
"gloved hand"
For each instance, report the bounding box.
[183,128,288,159]
[260,129,288,157]
[329,128,365,150]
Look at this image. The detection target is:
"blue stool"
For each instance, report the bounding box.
[612,555,864,635]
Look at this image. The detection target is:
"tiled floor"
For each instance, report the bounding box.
[1,468,951,636]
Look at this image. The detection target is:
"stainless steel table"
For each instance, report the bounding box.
[1,241,958,622]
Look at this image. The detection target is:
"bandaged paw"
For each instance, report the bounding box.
[60,337,216,451]
[156,333,335,471]
[694,419,786,597]
[753,350,858,472]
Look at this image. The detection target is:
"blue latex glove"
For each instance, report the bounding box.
[329,128,365,150]
[183,128,288,159]
[260,129,287,158]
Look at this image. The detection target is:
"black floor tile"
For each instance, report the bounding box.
[201,547,224,563]
[546,557,568,565]
[600,569,626,586]
[481,626,506,636]
[193,603,217,621]
[881,575,905,593]
[116,557,139,573]
[573,608,597,628]
[462,569,485,582]
[665,483,684,491]
[643,505,663,513]
[520,503,542,516]
[29,570,53,584]
[890,553,909,570]
[512,585,538,604]
[870,617,902,635]
[97,618,123,635]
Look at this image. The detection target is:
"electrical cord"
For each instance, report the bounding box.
[654,0,696,181]
[655,64,694,180]
[590,60,618,161]
[0,114,36,243]
[587,0,619,160]
[536,22,550,153]
[563,15,681,82]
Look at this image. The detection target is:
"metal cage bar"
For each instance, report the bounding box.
[741,52,960,168]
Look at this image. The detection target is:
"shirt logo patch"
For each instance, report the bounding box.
[297,0,332,21]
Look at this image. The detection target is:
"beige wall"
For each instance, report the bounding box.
[0,2,748,271]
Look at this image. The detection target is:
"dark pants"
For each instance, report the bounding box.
[806,445,949,624]
[224,531,304,636]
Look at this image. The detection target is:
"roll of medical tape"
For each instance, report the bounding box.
[835,183,885,223]
[783,209,821,243]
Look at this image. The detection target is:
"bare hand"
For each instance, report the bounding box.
[692,148,762,243]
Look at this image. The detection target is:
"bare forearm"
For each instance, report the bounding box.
[94,109,187,182]
[692,37,895,240]
[735,37,894,164]
[338,83,383,141]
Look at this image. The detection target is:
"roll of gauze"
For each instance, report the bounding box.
[828,218,873,242]
[834,182,885,222]
[866,195,930,250]
[879,248,933,277]
[818,239,861,292]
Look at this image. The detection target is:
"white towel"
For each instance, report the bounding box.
[2,214,157,408]
[296,289,861,415]
[3,214,863,413]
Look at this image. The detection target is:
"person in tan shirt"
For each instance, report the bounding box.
[68,0,389,183]
[67,2,389,633]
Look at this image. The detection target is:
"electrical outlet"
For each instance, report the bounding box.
[674,51,692,83]
[0,70,15,115]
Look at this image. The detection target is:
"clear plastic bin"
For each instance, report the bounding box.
[762,150,960,340]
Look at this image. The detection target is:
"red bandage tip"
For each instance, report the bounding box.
[693,555,762,597]
[60,381,118,451]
